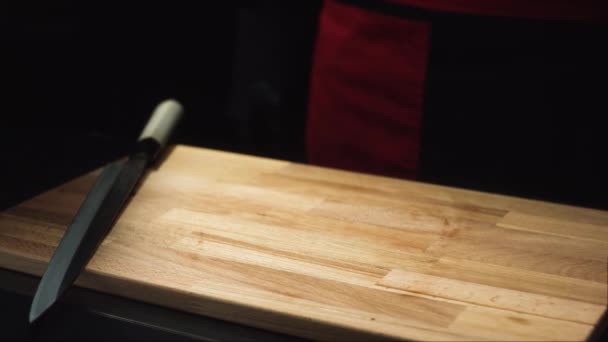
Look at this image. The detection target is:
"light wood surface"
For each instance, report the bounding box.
[1,145,607,341]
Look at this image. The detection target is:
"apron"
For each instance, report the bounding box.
[306,0,606,180]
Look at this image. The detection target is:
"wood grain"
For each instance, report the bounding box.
[379,269,604,324]
[1,145,607,341]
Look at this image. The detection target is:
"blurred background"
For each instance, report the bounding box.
[1,1,321,210]
[1,0,606,211]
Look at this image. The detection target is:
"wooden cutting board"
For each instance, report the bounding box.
[1,145,607,341]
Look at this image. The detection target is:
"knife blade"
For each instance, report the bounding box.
[29,99,184,323]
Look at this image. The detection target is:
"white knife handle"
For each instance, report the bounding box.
[138,99,184,149]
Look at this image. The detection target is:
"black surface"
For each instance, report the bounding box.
[588,308,608,342]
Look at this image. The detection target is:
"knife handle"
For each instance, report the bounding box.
[135,99,184,162]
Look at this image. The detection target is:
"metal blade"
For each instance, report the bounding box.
[29,156,148,323]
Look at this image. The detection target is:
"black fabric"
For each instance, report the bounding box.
[420,16,608,209]
[227,1,322,162]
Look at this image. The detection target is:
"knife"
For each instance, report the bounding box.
[29,99,184,323]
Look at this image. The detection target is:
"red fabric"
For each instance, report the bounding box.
[306,0,430,179]
[306,0,604,180]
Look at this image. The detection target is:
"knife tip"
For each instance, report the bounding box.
[29,293,54,324]
[28,312,40,324]
[29,307,44,324]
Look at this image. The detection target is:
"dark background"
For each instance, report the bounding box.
[1,0,607,340]
[1,1,607,210]
[1,1,324,211]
